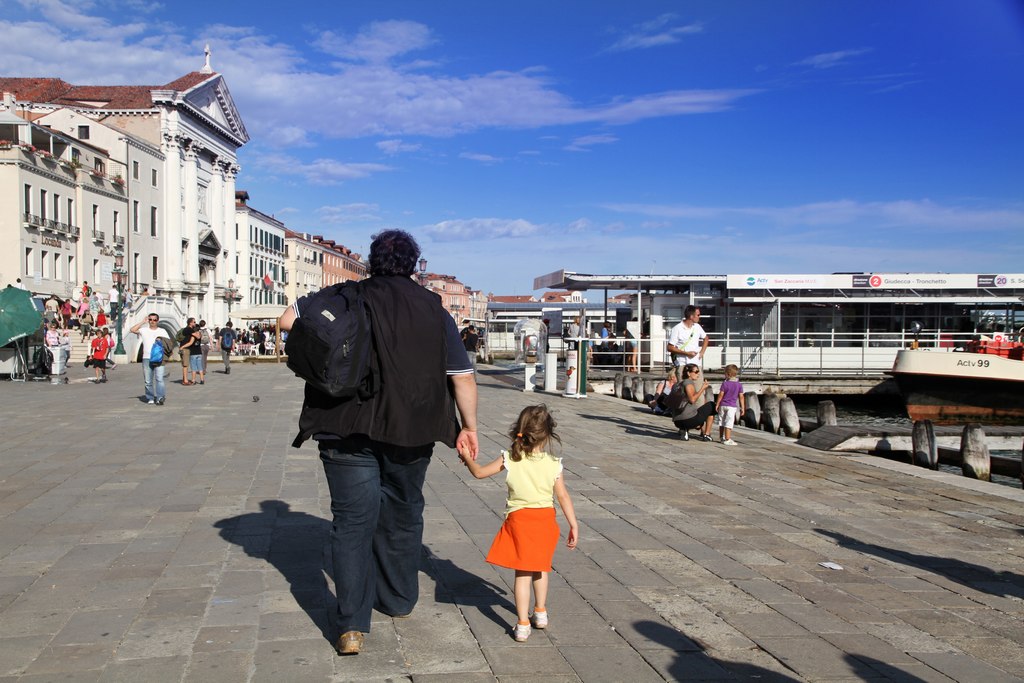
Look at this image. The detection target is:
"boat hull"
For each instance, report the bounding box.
[889,350,1024,425]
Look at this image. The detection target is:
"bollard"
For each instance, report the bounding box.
[621,375,633,401]
[544,353,558,392]
[762,394,781,434]
[816,400,837,427]
[912,420,938,469]
[643,378,659,405]
[523,363,536,393]
[613,373,625,399]
[779,397,800,437]
[743,391,760,428]
[961,424,990,482]
[631,375,644,403]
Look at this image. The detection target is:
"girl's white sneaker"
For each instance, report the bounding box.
[514,623,531,642]
[532,610,548,629]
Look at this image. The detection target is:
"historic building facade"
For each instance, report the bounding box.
[0,52,248,324]
[236,191,286,307]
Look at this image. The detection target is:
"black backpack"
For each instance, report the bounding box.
[285,281,378,399]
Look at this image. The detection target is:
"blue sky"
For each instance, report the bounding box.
[5,0,1023,294]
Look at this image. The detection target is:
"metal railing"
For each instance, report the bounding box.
[92,229,105,241]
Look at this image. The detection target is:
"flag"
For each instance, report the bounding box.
[262,273,273,290]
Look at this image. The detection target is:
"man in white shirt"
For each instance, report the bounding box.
[129,312,170,405]
[667,305,709,371]
[108,285,119,318]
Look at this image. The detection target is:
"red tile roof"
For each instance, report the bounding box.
[490,295,537,303]
[0,72,217,110]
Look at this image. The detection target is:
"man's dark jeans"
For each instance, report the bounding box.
[319,436,433,634]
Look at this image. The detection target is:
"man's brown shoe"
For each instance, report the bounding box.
[336,631,364,655]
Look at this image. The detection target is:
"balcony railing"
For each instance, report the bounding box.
[23,212,42,227]
[92,229,105,241]
[115,235,125,246]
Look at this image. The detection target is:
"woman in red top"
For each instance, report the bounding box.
[96,309,108,327]
[90,327,111,383]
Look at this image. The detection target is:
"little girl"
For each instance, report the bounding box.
[458,404,579,642]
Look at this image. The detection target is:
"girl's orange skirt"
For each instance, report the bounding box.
[485,507,559,572]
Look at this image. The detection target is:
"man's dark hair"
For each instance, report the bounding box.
[684,305,700,320]
[369,229,420,277]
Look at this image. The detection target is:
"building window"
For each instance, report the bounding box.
[113,211,119,238]
[23,184,32,215]
[151,169,158,187]
[53,252,61,280]
[25,248,33,276]
[39,189,47,220]
[92,205,98,231]
[41,250,49,279]
[53,194,60,223]
[133,201,140,233]
[133,253,140,288]
[67,198,74,227]
[78,125,90,140]
[68,255,75,281]
[150,206,157,237]
[71,148,80,163]
[132,160,140,180]
[152,256,159,281]
[92,258,100,283]
[94,159,105,175]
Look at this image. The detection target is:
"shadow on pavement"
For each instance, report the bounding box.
[818,529,1024,599]
[578,413,679,440]
[214,500,334,645]
[632,620,801,681]
[422,544,512,631]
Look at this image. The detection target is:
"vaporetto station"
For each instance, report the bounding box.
[484,271,1024,387]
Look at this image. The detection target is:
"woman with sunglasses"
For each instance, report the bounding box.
[671,363,715,441]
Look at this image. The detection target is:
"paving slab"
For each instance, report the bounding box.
[2,364,1024,681]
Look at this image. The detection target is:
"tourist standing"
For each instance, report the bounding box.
[279,229,479,656]
[461,324,480,370]
[176,318,197,385]
[198,320,212,373]
[89,327,111,383]
[666,306,709,374]
[130,313,170,405]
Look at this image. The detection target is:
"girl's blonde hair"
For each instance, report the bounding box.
[508,404,560,462]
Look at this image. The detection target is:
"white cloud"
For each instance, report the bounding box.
[564,133,618,152]
[377,139,422,155]
[314,20,434,63]
[602,199,1024,233]
[459,152,502,163]
[795,48,873,70]
[250,152,392,185]
[317,203,382,224]
[425,218,541,240]
[609,13,703,52]
[0,10,756,143]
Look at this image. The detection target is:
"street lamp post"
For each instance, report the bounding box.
[418,258,427,287]
[112,246,127,358]
[225,278,238,323]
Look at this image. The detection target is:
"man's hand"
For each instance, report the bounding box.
[455,429,479,461]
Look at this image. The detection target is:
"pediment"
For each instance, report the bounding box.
[182,77,249,144]
[198,228,222,254]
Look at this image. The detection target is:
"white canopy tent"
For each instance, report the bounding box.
[228,304,287,361]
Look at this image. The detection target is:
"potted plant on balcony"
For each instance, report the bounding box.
[69,158,82,170]
[20,143,36,153]
[113,175,125,187]
[0,139,11,150]
[89,167,105,178]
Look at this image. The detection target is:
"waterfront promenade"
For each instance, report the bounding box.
[1,364,1022,682]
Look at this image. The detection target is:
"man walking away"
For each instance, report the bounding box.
[218,321,236,374]
[279,229,478,657]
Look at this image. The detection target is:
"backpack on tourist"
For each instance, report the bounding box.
[285,281,378,399]
[149,337,174,367]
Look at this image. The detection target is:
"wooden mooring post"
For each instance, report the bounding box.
[780,397,800,437]
[912,420,938,470]
[743,391,760,428]
[816,400,837,427]
[762,394,781,434]
[961,424,990,482]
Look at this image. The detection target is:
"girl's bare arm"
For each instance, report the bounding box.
[553,475,578,548]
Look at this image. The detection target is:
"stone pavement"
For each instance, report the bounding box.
[1,362,1022,682]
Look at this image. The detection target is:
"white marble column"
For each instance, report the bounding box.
[162,133,184,296]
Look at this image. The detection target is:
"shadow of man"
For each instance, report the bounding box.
[421,544,512,631]
[214,499,333,644]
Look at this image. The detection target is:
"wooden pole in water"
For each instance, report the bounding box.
[912,420,938,469]
[762,393,781,434]
[816,400,837,427]
[780,397,800,437]
[743,391,760,428]
[613,373,625,399]
[961,424,990,482]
